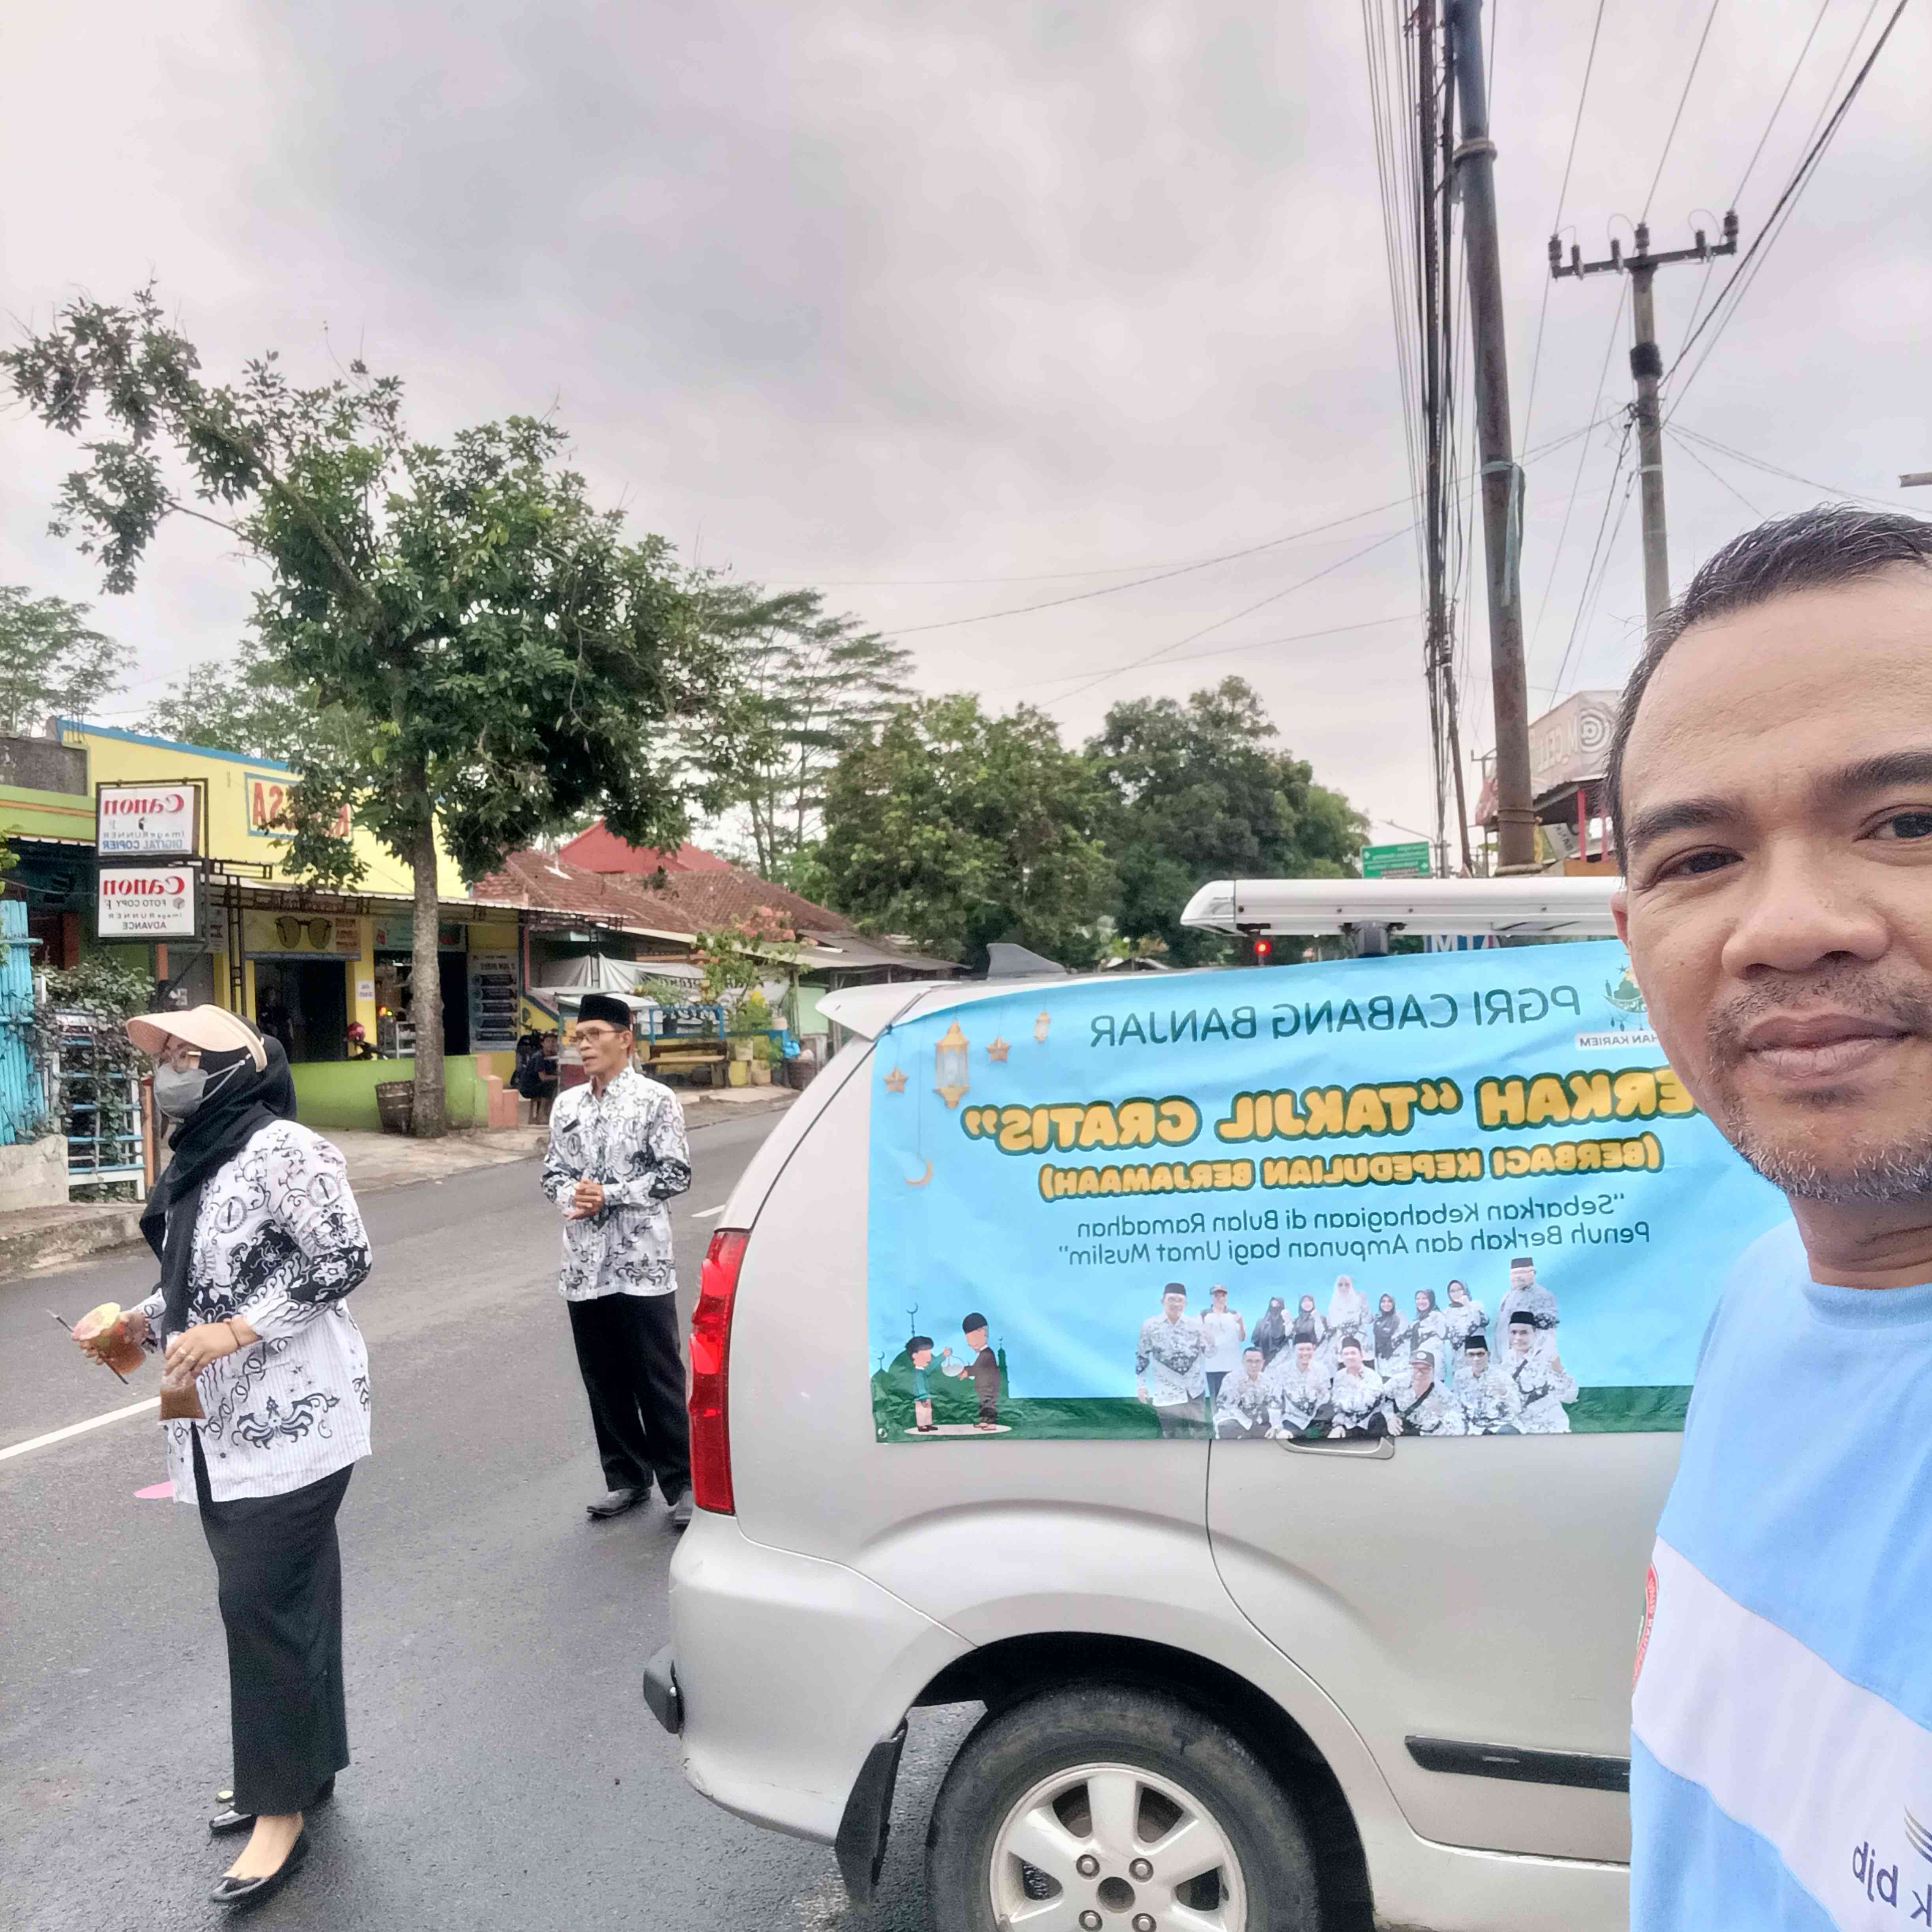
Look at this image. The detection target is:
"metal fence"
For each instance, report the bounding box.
[0,899,40,1146]
[51,1015,146,1193]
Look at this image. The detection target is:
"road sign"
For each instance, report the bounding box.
[1360,841,1432,879]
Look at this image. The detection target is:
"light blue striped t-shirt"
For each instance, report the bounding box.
[1632,1219,1932,1930]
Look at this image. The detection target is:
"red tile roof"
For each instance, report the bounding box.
[468,849,854,940]
[557,821,734,874]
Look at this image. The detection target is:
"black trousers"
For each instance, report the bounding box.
[193,1433,352,1816]
[567,1293,691,1499]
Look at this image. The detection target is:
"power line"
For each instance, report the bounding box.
[874,495,1418,637]
[1672,422,1909,504]
[1681,0,1833,345]
[1642,0,1726,221]
[1003,610,1423,691]
[1040,520,1420,711]
[1666,0,1910,409]
[1554,427,1637,696]
[1520,0,1608,456]
[1666,425,1768,517]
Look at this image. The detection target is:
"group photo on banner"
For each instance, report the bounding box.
[867,940,1788,1443]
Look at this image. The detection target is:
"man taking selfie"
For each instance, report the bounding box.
[1612,506,1932,1928]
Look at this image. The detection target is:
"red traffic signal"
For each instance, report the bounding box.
[1250,935,1273,965]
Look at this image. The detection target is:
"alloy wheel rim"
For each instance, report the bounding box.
[987,1757,1249,1931]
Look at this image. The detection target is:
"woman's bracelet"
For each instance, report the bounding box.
[225,1318,243,1352]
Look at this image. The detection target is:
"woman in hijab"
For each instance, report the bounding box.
[74,1007,373,1910]
[1410,1286,1448,1383]
[1250,1295,1290,1365]
[1290,1294,1327,1353]
[1372,1293,1406,1378]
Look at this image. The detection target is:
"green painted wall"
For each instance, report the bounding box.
[290,1055,495,1131]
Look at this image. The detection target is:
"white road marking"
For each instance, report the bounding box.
[0,1397,159,1463]
[689,1205,728,1220]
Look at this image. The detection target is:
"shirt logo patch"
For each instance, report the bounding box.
[1634,1561,1658,1690]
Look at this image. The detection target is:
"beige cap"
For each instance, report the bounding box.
[125,1005,268,1070]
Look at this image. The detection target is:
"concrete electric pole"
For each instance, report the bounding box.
[1446,0,1535,875]
[1550,213,1740,629]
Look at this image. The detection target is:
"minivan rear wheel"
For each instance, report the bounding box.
[924,1683,1321,1932]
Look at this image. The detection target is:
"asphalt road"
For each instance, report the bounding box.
[1,1111,966,1932]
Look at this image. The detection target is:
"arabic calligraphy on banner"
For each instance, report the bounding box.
[865,940,1787,1445]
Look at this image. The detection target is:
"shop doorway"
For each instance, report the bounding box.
[376,954,470,1057]
[255,959,350,1062]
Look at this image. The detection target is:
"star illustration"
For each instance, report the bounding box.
[883,1066,908,1093]
[986,1037,1010,1062]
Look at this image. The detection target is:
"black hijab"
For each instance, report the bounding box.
[141,1035,298,1340]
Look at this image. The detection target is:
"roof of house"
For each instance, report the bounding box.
[556,821,734,875]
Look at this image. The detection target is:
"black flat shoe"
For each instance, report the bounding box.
[210,1827,308,1908]
[210,1775,333,1836]
[587,1486,649,1520]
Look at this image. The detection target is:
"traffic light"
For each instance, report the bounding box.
[1250,935,1273,966]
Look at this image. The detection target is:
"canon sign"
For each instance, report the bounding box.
[95,781,198,857]
[95,863,199,941]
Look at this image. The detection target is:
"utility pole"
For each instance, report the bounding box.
[1415,0,1472,876]
[1446,0,1534,875]
[1903,471,1932,489]
[1550,213,1739,628]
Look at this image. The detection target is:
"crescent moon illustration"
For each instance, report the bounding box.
[904,1161,934,1187]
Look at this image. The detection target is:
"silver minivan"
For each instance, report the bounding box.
[646,880,1668,1932]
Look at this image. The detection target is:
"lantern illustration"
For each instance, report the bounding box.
[1034,1010,1051,1044]
[933,1020,970,1108]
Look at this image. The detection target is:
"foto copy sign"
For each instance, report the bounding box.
[95,782,198,857]
[865,940,1786,1443]
[96,865,200,942]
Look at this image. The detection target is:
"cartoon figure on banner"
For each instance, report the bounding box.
[1496,1256,1561,1362]
[907,1335,938,1434]
[939,1312,1006,1432]
[1454,1333,1524,1435]
[1213,1346,1272,1439]
[1135,1284,1209,1438]
[1505,1312,1578,1433]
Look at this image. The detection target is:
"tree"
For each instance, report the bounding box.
[1088,676,1367,966]
[691,580,911,882]
[5,285,727,1134]
[818,694,1114,966]
[138,640,322,764]
[0,586,129,737]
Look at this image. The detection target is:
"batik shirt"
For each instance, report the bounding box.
[541,1064,693,1299]
[1327,1363,1386,1432]
[1506,1347,1578,1433]
[1496,1279,1560,1358]
[1135,1313,1208,1406]
[135,1120,373,1505]
[1454,1362,1524,1434]
[1383,1377,1467,1436]
[1214,1372,1273,1434]
[1263,1358,1332,1434]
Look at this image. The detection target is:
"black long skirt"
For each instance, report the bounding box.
[192,1432,353,1815]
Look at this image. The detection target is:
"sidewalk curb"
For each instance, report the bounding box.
[0,1205,148,1280]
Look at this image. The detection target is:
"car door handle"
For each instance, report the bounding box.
[1275,1432,1395,1460]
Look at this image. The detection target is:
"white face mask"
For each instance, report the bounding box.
[153,1056,247,1121]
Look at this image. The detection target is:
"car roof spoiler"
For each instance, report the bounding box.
[1179,876,1620,939]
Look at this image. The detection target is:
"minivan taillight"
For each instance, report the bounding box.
[689,1228,747,1514]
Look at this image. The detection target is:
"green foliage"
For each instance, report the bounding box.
[0,585,130,736]
[1087,677,1368,966]
[43,955,155,1024]
[688,580,912,880]
[138,640,323,764]
[819,694,1115,967]
[5,283,734,1133]
[693,913,801,1011]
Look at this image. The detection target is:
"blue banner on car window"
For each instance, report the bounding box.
[866,941,1786,1443]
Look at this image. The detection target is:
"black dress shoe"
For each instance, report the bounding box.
[587,1486,649,1520]
[210,1774,334,1836]
[669,1490,694,1529]
[210,1828,309,1907]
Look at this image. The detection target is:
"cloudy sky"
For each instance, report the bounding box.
[4,0,1926,856]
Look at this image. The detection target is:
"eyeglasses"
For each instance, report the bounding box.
[153,1042,202,1069]
[573,1026,628,1044]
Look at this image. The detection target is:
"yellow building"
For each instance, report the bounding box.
[57,722,526,1130]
